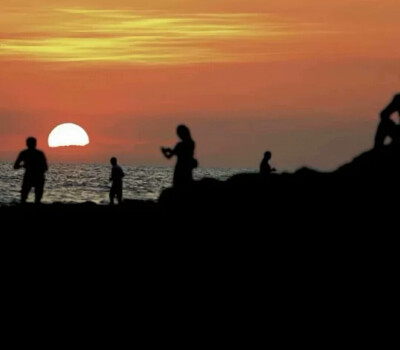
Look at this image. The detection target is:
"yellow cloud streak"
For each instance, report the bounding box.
[0,8,324,65]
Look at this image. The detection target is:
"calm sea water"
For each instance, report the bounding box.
[0,162,256,205]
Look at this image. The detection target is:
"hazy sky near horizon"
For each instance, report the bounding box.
[0,0,399,170]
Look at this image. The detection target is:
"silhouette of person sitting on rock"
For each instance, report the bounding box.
[260,151,276,176]
[374,93,400,148]
[14,137,48,204]
[109,157,125,205]
[161,125,198,186]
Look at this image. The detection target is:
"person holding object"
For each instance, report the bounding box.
[161,124,198,187]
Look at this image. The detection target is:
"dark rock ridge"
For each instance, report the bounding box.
[2,146,397,306]
[159,144,400,216]
[1,144,398,227]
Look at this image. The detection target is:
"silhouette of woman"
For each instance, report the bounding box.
[161,125,197,186]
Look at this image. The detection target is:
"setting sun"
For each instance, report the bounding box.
[1,0,399,169]
[48,123,90,148]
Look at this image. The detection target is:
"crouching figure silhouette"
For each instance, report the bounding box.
[260,151,276,176]
[374,93,400,148]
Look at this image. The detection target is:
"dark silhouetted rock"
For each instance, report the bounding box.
[1,144,399,230]
[158,144,400,220]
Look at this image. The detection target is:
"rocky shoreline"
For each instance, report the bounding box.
[1,145,399,231]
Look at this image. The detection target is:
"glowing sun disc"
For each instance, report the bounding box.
[48,123,90,147]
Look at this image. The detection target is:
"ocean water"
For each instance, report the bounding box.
[0,162,256,205]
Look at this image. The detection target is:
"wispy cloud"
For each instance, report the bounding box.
[0,7,326,65]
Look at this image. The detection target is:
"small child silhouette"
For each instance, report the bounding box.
[109,157,125,205]
[260,151,276,176]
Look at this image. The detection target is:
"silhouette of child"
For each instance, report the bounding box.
[161,125,197,186]
[109,157,125,205]
[14,137,48,204]
[260,151,276,176]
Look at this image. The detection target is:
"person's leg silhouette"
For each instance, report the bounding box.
[110,186,115,205]
[21,177,32,204]
[34,178,44,204]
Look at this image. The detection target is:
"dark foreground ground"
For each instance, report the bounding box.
[1,147,397,335]
[1,144,398,275]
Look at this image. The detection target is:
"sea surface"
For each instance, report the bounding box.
[0,162,256,205]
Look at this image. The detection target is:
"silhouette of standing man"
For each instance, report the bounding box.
[109,157,125,205]
[14,137,48,204]
[161,125,197,186]
[374,93,400,148]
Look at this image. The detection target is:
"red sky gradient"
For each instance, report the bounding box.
[0,0,399,170]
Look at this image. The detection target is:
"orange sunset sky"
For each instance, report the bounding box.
[0,0,399,170]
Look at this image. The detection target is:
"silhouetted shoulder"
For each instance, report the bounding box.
[36,149,47,162]
[37,150,48,171]
[19,150,29,157]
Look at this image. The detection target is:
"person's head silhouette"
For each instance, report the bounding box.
[177,125,191,141]
[264,151,272,161]
[110,157,117,166]
[26,137,37,150]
